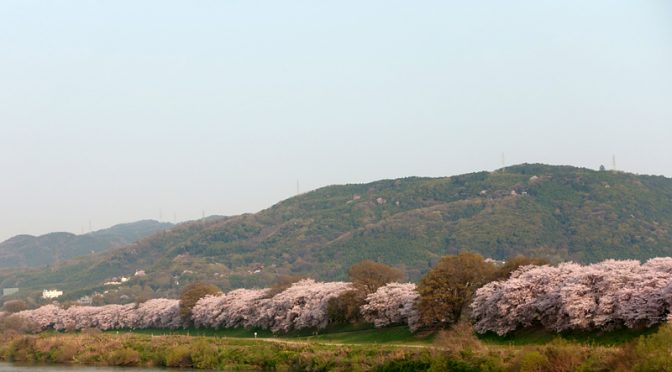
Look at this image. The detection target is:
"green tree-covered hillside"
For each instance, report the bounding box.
[2,164,672,298]
[0,220,173,268]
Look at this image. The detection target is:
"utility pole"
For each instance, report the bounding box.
[612,155,617,171]
[296,180,300,195]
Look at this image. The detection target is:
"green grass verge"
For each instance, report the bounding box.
[13,324,672,371]
[107,324,434,345]
[478,324,661,346]
[110,322,659,348]
[115,326,275,338]
[0,332,438,370]
[299,325,434,344]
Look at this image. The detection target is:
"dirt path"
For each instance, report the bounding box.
[250,337,440,350]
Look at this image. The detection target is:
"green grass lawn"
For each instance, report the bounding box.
[478,324,661,346]
[112,322,659,349]
[110,323,435,345]
[29,324,672,370]
[1,331,436,370]
[299,325,435,344]
[120,326,275,338]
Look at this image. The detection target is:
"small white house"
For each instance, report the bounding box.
[42,289,63,299]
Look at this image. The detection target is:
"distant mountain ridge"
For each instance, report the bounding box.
[0,220,173,268]
[2,164,672,300]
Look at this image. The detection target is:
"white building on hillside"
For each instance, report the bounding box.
[42,289,63,299]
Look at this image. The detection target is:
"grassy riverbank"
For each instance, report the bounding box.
[0,331,440,371]
[124,324,435,345]
[2,324,672,371]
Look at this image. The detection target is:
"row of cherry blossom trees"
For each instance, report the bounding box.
[14,299,181,332]
[21,257,672,336]
[471,258,672,335]
[192,279,355,332]
[12,279,421,333]
[192,279,423,332]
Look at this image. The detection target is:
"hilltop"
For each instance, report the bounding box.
[2,164,672,300]
[0,220,173,268]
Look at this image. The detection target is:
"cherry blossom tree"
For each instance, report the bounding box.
[259,279,353,332]
[471,258,672,335]
[15,299,181,332]
[192,280,352,332]
[192,288,269,329]
[360,282,421,331]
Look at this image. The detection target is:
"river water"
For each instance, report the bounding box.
[0,363,207,371]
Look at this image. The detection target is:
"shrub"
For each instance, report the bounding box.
[107,347,141,366]
[374,358,431,372]
[541,341,586,372]
[632,323,672,371]
[519,351,549,372]
[5,335,37,362]
[165,345,192,368]
[433,322,484,354]
[189,339,220,369]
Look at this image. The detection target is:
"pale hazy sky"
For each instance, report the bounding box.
[1,1,671,241]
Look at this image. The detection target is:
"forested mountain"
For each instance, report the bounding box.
[0,220,173,268]
[2,164,672,300]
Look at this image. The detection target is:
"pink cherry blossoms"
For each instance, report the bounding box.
[15,299,182,332]
[191,288,269,330]
[470,258,672,335]
[192,279,353,332]
[16,279,354,333]
[360,282,421,331]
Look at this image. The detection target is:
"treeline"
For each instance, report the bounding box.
[191,280,352,332]
[0,260,409,333]
[7,254,672,337]
[6,279,414,334]
[2,255,536,334]
[11,299,181,332]
[472,258,672,335]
